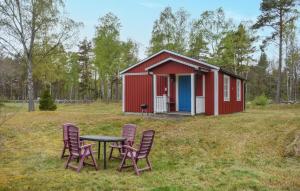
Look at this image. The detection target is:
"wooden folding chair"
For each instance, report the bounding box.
[109,124,137,160]
[61,123,84,159]
[61,123,72,158]
[65,124,98,172]
[118,130,155,175]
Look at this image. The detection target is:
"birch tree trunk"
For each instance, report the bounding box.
[294,66,298,102]
[276,11,283,103]
[115,75,119,101]
[25,55,35,111]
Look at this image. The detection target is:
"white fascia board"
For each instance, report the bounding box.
[120,72,149,76]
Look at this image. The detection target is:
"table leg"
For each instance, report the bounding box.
[103,142,107,169]
[98,142,101,160]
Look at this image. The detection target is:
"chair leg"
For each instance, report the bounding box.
[146,157,152,171]
[77,156,85,173]
[65,155,72,169]
[90,147,98,171]
[77,150,87,173]
[129,151,140,176]
[109,147,114,160]
[118,148,122,157]
[61,146,66,159]
[118,151,128,171]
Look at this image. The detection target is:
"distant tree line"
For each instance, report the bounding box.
[0,0,300,112]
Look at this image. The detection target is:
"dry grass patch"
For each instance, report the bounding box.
[0,102,299,190]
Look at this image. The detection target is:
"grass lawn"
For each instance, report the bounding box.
[0,102,300,191]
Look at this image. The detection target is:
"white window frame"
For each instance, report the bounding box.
[224,75,230,102]
[236,79,241,101]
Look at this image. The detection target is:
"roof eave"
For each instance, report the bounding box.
[220,68,247,80]
[120,49,220,75]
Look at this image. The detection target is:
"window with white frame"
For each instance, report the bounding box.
[236,79,241,101]
[224,75,230,101]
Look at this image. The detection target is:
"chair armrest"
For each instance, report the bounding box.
[110,144,122,148]
[126,140,134,146]
[81,143,94,149]
[123,145,138,152]
[64,140,85,146]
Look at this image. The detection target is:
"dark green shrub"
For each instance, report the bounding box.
[253,94,268,106]
[39,89,57,111]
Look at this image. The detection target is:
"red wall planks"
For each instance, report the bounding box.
[151,61,195,74]
[127,52,170,73]
[126,51,211,73]
[125,75,153,113]
[169,75,176,112]
[218,72,244,114]
[196,74,203,96]
[123,50,245,115]
[205,72,214,115]
[156,76,168,96]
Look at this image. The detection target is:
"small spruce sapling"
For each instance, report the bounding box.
[39,88,57,111]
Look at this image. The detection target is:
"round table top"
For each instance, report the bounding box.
[80,135,126,142]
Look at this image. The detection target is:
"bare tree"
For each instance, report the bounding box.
[0,0,79,111]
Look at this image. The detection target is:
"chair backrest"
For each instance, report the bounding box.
[122,124,137,144]
[63,123,73,141]
[137,130,155,158]
[66,124,81,155]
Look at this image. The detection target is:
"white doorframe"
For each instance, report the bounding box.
[122,75,125,112]
[153,74,157,113]
[191,73,195,115]
[213,70,219,116]
[175,75,179,111]
[196,74,206,114]
[202,74,205,97]
[167,75,170,97]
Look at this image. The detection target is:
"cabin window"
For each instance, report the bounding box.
[224,75,230,101]
[236,79,241,101]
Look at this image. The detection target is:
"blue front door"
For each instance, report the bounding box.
[178,75,191,112]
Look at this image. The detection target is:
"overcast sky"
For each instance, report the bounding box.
[64,0,281,60]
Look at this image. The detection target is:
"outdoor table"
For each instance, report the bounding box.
[80,135,126,169]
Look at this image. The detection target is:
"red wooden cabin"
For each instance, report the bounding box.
[120,50,245,116]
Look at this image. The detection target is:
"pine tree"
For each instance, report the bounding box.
[78,39,93,100]
[256,52,269,96]
[216,24,255,74]
[252,0,299,103]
